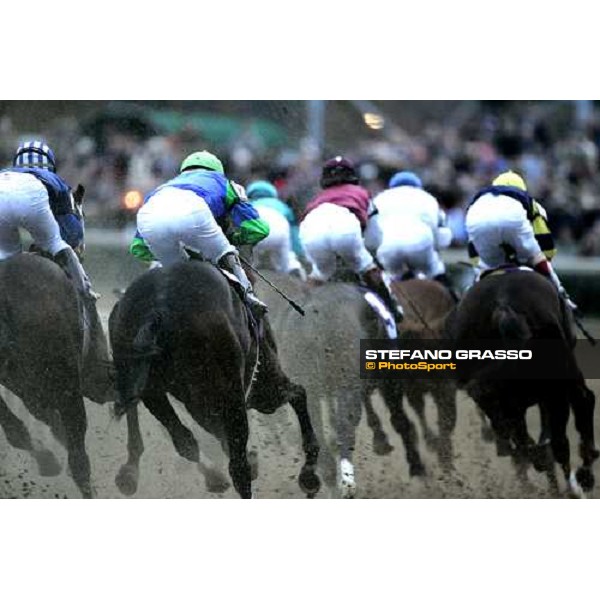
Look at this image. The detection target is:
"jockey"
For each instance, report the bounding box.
[0,140,96,300]
[466,170,576,309]
[130,150,270,318]
[246,180,306,279]
[299,155,404,324]
[364,171,454,294]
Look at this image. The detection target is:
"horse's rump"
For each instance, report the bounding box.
[392,278,455,339]
[0,253,83,391]
[110,260,255,405]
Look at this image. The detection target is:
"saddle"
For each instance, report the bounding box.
[480,264,534,280]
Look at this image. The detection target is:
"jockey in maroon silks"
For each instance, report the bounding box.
[300,155,403,324]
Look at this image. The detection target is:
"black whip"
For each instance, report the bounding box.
[239,256,305,316]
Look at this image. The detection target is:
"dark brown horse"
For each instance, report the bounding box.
[446,269,598,497]
[0,253,114,497]
[109,260,320,498]
[388,279,458,470]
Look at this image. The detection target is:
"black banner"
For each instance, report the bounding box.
[360,339,599,380]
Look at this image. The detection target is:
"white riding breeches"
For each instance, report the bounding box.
[374,216,446,280]
[299,203,375,281]
[466,194,541,268]
[254,206,301,273]
[0,171,70,259]
[137,187,236,267]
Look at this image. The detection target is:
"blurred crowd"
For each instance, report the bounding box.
[3,102,600,255]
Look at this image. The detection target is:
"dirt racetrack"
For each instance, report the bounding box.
[0,245,598,499]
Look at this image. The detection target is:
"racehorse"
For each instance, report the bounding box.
[109,260,321,499]
[446,268,598,497]
[256,272,425,498]
[0,253,114,498]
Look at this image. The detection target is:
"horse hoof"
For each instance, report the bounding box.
[340,479,356,499]
[339,458,356,499]
[299,468,321,496]
[115,465,139,497]
[34,449,62,477]
[582,445,600,462]
[568,471,586,499]
[576,467,595,492]
[529,445,550,473]
[203,469,231,494]
[409,463,426,477]
[80,484,96,499]
[373,438,394,456]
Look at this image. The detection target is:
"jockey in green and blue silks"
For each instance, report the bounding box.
[247,180,306,278]
[132,150,270,318]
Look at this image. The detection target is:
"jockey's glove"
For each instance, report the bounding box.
[559,287,579,313]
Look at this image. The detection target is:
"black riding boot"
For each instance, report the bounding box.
[433,272,459,302]
[362,267,404,324]
[53,246,98,301]
[219,252,268,319]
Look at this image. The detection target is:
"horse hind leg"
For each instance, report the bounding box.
[381,380,425,477]
[434,383,457,471]
[311,392,338,497]
[173,386,232,494]
[59,392,94,498]
[406,386,437,452]
[285,382,321,498]
[547,399,584,498]
[114,405,144,497]
[0,391,61,477]
[569,381,599,492]
[334,391,362,499]
[364,389,394,456]
[223,387,252,499]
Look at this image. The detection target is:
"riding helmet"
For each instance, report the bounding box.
[492,170,527,191]
[388,171,423,189]
[13,140,57,172]
[320,156,359,188]
[180,150,224,174]
[247,180,278,200]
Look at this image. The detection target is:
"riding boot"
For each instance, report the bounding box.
[219,252,268,319]
[53,246,99,301]
[362,267,404,324]
[433,272,459,302]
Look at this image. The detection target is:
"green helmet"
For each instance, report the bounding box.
[180,150,224,174]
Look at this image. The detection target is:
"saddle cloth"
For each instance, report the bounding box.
[362,290,398,340]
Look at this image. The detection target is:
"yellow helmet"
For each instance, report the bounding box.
[492,170,527,191]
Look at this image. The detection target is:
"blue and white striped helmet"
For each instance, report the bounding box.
[13,140,57,172]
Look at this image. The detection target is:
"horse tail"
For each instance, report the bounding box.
[492,304,531,341]
[111,311,164,414]
[132,311,163,358]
